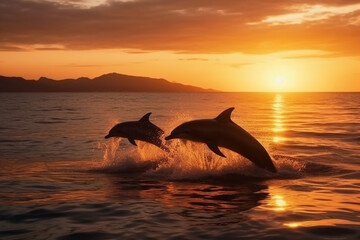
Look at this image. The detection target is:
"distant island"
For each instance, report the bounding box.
[0,73,216,92]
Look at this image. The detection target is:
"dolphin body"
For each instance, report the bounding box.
[165,108,277,172]
[105,113,168,151]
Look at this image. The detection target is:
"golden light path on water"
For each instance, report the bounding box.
[272,93,286,143]
[263,94,360,230]
[262,184,360,229]
[270,94,288,219]
[268,94,293,226]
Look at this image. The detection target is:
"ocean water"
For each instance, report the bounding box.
[0,92,359,240]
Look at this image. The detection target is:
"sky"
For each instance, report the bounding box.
[0,0,360,92]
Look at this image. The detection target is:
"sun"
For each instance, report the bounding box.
[274,76,285,87]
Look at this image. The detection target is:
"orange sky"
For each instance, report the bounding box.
[0,0,359,91]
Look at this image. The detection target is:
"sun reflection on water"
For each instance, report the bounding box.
[272,194,288,211]
[284,222,300,228]
[284,219,360,229]
[272,94,286,143]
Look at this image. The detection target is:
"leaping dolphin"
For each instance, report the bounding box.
[105,113,168,151]
[165,108,277,172]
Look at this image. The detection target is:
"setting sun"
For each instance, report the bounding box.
[274,76,285,87]
[269,75,287,92]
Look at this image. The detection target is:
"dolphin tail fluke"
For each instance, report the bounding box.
[207,143,226,158]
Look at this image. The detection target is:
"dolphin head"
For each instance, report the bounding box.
[165,121,207,142]
[104,123,127,139]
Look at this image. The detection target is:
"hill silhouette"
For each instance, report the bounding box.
[0,73,216,92]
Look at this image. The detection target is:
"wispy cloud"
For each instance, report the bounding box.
[0,44,27,51]
[227,63,251,68]
[0,0,359,55]
[178,58,209,61]
[281,52,342,59]
[43,0,108,8]
[250,3,360,25]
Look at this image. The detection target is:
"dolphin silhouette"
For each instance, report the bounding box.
[165,108,277,172]
[105,112,168,151]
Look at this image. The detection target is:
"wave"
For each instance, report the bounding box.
[0,139,32,143]
[286,130,358,139]
[34,121,66,124]
[88,139,343,182]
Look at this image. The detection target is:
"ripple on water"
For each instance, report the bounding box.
[302,225,357,237]
[57,232,119,240]
[34,121,66,124]
[0,229,32,238]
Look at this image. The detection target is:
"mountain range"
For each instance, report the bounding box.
[0,73,215,92]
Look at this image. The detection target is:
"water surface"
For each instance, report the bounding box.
[0,92,359,239]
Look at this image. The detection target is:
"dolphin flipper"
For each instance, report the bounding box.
[128,138,137,146]
[206,143,226,158]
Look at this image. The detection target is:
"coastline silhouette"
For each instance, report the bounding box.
[0,73,216,92]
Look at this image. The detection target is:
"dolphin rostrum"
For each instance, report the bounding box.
[105,112,168,151]
[165,108,277,172]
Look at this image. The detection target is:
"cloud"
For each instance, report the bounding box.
[228,63,251,68]
[0,0,359,55]
[122,49,152,54]
[65,63,107,68]
[178,58,209,61]
[0,44,27,51]
[46,0,108,8]
[281,51,343,59]
[250,3,360,25]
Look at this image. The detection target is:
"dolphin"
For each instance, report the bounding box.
[165,108,277,172]
[105,112,168,151]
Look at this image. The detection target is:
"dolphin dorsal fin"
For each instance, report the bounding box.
[215,107,235,122]
[139,112,152,122]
